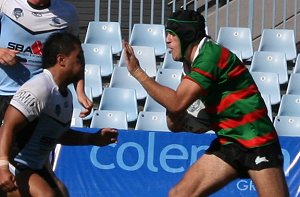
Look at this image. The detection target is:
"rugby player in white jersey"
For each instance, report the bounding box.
[0,32,118,197]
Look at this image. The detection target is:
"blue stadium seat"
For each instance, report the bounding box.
[258,29,297,61]
[109,67,147,100]
[250,71,281,105]
[70,108,83,127]
[155,68,183,90]
[143,95,165,112]
[274,115,300,136]
[162,50,183,70]
[261,93,273,120]
[85,64,102,98]
[277,94,300,117]
[249,51,288,84]
[90,110,128,130]
[286,73,300,95]
[293,54,300,73]
[217,27,253,60]
[99,87,138,122]
[81,43,114,77]
[129,24,167,56]
[135,111,170,131]
[118,46,157,78]
[84,21,122,55]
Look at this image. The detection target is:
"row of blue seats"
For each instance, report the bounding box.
[83,21,298,63]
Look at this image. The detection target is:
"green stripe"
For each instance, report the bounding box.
[168,18,198,23]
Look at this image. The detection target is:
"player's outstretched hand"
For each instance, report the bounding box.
[93,128,118,146]
[122,40,141,75]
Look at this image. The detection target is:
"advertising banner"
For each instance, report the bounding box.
[55,129,300,197]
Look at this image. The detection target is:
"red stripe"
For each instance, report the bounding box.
[217,48,230,69]
[219,131,278,147]
[212,108,267,130]
[206,84,259,114]
[191,67,217,81]
[228,64,248,79]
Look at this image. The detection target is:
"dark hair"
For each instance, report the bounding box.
[42,32,82,69]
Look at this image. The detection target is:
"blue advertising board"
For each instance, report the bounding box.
[55,128,300,197]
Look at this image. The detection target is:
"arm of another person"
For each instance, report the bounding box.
[123,41,206,131]
[66,3,93,118]
[73,79,93,118]
[0,106,28,192]
[0,48,20,66]
[58,128,118,147]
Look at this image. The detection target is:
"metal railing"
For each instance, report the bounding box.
[93,0,299,49]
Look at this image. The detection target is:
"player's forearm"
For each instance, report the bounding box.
[58,129,92,145]
[133,68,183,114]
[0,128,14,162]
[74,78,85,97]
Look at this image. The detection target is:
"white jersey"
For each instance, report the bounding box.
[10,69,73,170]
[0,0,79,95]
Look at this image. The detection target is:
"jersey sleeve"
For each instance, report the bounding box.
[10,81,50,122]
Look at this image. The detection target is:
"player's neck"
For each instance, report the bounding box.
[27,0,51,9]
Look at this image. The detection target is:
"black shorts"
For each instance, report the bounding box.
[14,163,58,196]
[205,139,284,178]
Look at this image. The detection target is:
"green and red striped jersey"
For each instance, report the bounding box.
[184,40,278,148]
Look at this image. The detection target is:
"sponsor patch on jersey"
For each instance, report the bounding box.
[13,8,24,19]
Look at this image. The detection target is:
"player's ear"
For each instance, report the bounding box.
[57,54,66,67]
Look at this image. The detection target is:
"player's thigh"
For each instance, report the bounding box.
[249,167,289,197]
[16,172,56,197]
[169,154,238,197]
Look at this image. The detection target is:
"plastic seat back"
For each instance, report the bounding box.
[90,110,128,130]
[85,64,102,98]
[286,73,300,95]
[135,111,170,131]
[217,27,253,60]
[71,108,83,127]
[118,46,157,77]
[250,71,281,105]
[250,51,288,84]
[129,24,166,56]
[109,67,147,100]
[143,95,165,112]
[84,21,122,55]
[81,43,114,77]
[293,54,300,73]
[274,116,300,136]
[155,68,183,90]
[162,50,183,70]
[278,94,300,117]
[258,29,297,61]
[261,94,273,120]
[99,87,138,122]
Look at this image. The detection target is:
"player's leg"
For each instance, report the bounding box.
[168,153,238,197]
[247,140,289,197]
[249,167,289,197]
[14,169,56,197]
